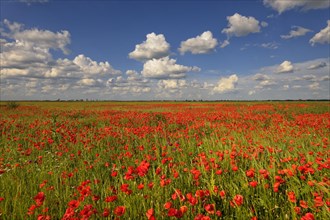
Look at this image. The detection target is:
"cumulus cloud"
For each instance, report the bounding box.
[2,19,70,54]
[0,40,52,70]
[308,82,320,90]
[253,73,270,81]
[310,20,330,46]
[307,61,327,70]
[73,54,121,76]
[281,26,312,39]
[44,59,79,78]
[43,55,121,79]
[141,56,200,79]
[263,0,330,14]
[107,73,150,95]
[255,80,277,89]
[178,31,218,55]
[158,79,187,89]
[222,13,261,37]
[276,61,294,73]
[128,32,170,61]
[213,74,238,93]
[0,19,72,78]
[77,78,97,86]
[0,19,123,99]
[252,73,276,89]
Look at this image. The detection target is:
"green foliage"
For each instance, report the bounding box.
[0,101,329,219]
[6,101,19,109]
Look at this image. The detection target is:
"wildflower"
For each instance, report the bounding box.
[246,169,255,178]
[34,192,45,207]
[146,208,155,220]
[105,195,117,203]
[102,208,110,217]
[287,191,296,203]
[301,212,314,220]
[300,200,308,208]
[232,194,244,207]
[249,181,258,188]
[219,190,226,199]
[137,183,144,190]
[167,208,177,217]
[164,201,172,209]
[180,206,188,214]
[114,206,126,216]
[68,200,80,209]
[204,204,215,214]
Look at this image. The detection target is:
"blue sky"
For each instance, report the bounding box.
[1,0,329,100]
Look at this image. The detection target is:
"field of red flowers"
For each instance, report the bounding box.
[0,101,329,219]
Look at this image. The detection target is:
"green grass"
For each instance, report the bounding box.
[0,101,329,219]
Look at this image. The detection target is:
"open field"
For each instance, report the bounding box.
[0,101,329,219]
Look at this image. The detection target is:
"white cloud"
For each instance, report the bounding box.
[252,73,276,89]
[281,26,312,39]
[308,82,320,90]
[248,90,256,95]
[2,19,70,54]
[73,54,121,76]
[106,74,151,95]
[260,42,279,49]
[310,20,330,46]
[255,80,277,89]
[307,61,327,70]
[0,19,123,98]
[44,58,79,78]
[220,40,230,48]
[213,74,238,93]
[19,0,49,4]
[276,61,294,73]
[261,21,268,27]
[128,32,170,61]
[0,19,72,78]
[178,31,218,55]
[241,57,329,99]
[222,13,261,37]
[253,73,270,81]
[141,56,200,79]
[263,0,330,14]
[77,78,97,86]
[43,55,121,79]
[0,40,51,69]
[158,79,187,89]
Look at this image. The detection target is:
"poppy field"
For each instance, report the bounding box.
[0,101,329,220]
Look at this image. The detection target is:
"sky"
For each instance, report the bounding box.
[1,0,329,100]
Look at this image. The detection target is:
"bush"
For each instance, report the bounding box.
[6,101,19,109]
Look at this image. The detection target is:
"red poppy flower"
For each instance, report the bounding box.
[249,181,258,188]
[287,192,296,203]
[164,201,172,209]
[233,194,244,206]
[300,200,308,208]
[68,200,80,209]
[146,208,154,219]
[113,206,126,216]
[105,195,117,202]
[204,204,215,214]
[301,212,314,220]
[102,208,110,217]
[167,208,177,217]
[34,192,45,207]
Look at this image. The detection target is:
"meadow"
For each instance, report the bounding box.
[0,101,329,220]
